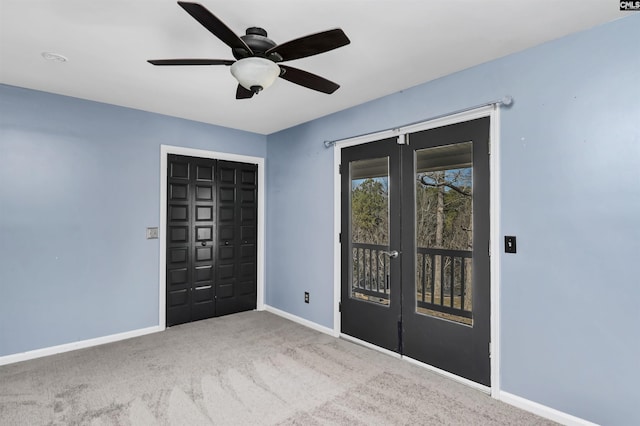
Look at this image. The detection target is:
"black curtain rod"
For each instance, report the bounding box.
[323,95,513,148]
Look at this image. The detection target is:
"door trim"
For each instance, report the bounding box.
[159,145,266,330]
[332,106,501,396]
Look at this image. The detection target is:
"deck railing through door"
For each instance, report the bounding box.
[352,243,472,319]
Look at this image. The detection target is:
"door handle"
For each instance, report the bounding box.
[201,241,207,246]
[380,250,399,259]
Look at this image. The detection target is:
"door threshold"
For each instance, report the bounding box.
[339,333,401,359]
[340,333,490,394]
[402,355,490,394]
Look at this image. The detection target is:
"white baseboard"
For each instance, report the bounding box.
[263,305,337,337]
[0,325,164,366]
[499,391,599,426]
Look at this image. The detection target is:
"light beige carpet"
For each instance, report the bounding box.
[0,311,553,425]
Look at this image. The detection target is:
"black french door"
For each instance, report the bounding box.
[166,155,257,327]
[340,137,402,353]
[341,117,491,386]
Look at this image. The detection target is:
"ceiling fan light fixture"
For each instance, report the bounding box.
[230,57,280,93]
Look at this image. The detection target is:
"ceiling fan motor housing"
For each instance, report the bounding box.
[232,27,282,62]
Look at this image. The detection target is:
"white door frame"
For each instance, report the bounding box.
[332,106,501,397]
[159,145,266,329]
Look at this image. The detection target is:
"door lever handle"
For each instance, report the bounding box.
[380,250,399,259]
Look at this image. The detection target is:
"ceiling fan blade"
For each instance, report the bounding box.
[279,65,340,94]
[147,59,234,66]
[177,1,252,54]
[236,84,255,99]
[266,29,350,62]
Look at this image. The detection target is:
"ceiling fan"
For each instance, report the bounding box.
[148,1,351,99]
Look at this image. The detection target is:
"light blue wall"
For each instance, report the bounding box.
[266,14,640,425]
[0,85,266,357]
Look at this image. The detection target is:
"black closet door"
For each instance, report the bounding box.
[166,155,216,326]
[166,155,257,327]
[216,160,258,315]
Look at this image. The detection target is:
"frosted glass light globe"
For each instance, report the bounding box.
[230,57,280,92]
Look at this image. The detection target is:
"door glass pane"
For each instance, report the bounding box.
[415,142,473,325]
[350,157,390,306]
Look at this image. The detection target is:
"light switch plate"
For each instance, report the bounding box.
[505,236,517,253]
[146,227,159,239]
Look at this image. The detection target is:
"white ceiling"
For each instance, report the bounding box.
[0,0,628,134]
